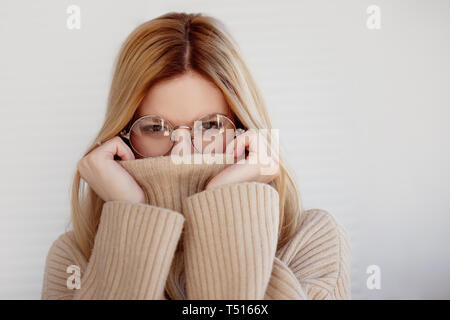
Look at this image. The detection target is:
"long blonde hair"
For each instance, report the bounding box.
[69,12,304,299]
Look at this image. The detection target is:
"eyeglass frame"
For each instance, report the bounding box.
[118,112,246,158]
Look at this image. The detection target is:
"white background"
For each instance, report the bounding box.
[0,0,449,299]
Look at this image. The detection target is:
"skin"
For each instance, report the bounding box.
[77,70,279,204]
[133,70,234,158]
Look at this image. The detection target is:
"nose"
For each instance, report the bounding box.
[170,127,195,156]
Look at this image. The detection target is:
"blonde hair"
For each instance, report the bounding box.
[69,12,304,299]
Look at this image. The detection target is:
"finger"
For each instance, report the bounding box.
[114,137,136,161]
[225,129,254,159]
[101,136,135,161]
[207,160,260,189]
[235,130,259,160]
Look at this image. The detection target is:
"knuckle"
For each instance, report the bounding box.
[103,136,119,146]
[84,153,99,168]
[114,136,126,148]
[77,156,90,174]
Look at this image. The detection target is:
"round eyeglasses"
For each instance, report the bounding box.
[119,113,245,158]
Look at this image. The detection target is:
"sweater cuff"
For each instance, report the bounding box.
[264,257,308,299]
[182,181,280,299]
[73,200,185,299]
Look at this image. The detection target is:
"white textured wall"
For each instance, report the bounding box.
[0,0,449,299]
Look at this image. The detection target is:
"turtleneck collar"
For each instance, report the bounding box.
[118,154,235,213]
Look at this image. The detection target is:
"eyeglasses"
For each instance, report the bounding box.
[119,112,245,158]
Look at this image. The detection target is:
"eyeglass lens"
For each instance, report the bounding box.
[129,114,237,158]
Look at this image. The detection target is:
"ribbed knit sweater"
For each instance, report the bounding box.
[41,155,351,300]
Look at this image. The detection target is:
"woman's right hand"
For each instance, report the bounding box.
[77,136,146,204]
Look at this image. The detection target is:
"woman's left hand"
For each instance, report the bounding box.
[205,129,280,190]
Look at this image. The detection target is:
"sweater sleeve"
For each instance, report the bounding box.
[181,181,280,300]
[266,209,352,300]
[41,200,185,300]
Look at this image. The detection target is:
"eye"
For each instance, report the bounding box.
[202,120,221,130]
[142,124,164,133]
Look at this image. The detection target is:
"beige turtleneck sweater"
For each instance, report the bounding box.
[41,155,351,300]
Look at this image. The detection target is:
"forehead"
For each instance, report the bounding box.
[135,71,230,125]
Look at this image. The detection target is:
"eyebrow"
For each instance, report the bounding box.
[135,112,223,124]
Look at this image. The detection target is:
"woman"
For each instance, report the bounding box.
[41,12,351,300]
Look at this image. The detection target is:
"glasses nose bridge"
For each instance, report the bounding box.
[170,125,193,142]
[172,124,192,131]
